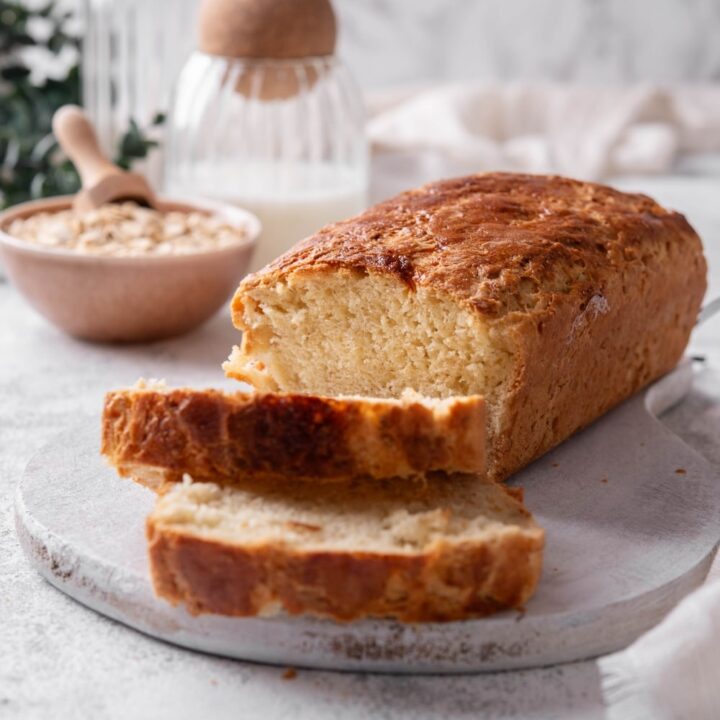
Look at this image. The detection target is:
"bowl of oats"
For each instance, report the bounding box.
[0,196,260,342]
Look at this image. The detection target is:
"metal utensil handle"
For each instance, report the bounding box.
[698,296,720,326]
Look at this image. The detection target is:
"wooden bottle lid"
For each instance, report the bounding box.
[198,0,337,59]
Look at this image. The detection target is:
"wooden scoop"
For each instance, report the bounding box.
[52,105,157,213]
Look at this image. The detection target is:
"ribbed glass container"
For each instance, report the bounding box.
[165,52,368,271]
[81,0,200,187]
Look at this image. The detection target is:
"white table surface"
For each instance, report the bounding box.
[1,173,719,720]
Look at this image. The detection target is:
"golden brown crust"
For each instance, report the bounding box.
[238,173,702,316]
[146,514,544,622]
[102,388,485,487]
[490,247,703,479]
[232,173,707,481]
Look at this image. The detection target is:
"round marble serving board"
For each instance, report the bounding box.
[14,361,720,674]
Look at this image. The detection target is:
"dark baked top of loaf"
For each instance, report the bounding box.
[245,173,703,319]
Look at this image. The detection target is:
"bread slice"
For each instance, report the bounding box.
[102,385,485,489]
[225,173,706,481]
[147,473,544,621]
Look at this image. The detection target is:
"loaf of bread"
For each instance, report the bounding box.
[225,173,707,480]
[147,473,544,621]
[102,386,485,487]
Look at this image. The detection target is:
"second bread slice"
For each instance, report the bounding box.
[147,472,544,622]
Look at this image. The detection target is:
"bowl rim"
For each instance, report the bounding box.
[0,194,261,265]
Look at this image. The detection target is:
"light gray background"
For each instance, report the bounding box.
[336,0,720,88]
[69,0,720,92]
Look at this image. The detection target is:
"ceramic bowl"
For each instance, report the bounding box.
[0,196,260,342]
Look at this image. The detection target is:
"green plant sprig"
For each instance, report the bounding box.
[0,1,164,210]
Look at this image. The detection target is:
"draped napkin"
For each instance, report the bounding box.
[367,83,720,181]
[599,559,720,720]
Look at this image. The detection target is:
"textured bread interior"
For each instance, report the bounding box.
[151,472,535,553]
[227,271,513,397]
[226,270,513,427]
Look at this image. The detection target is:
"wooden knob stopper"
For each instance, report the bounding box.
[198,0,337,59]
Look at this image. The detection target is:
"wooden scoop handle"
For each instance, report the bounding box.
[52,105,122,190]
[52,105,156,211]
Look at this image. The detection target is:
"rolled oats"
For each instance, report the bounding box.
[7,202,248,257]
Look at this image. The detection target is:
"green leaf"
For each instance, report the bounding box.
[114,117,160,167]
[0,0,161,210]
[1,64,30,80]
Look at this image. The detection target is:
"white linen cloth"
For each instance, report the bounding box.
[367,84,720,181]
[599,565,720,720]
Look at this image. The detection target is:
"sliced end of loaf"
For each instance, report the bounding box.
[225,269,515,477]
[147,473,544,622]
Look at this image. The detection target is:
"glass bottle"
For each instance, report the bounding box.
[164,0,368,272]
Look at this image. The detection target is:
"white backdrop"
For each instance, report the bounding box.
[335,0,720,89]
